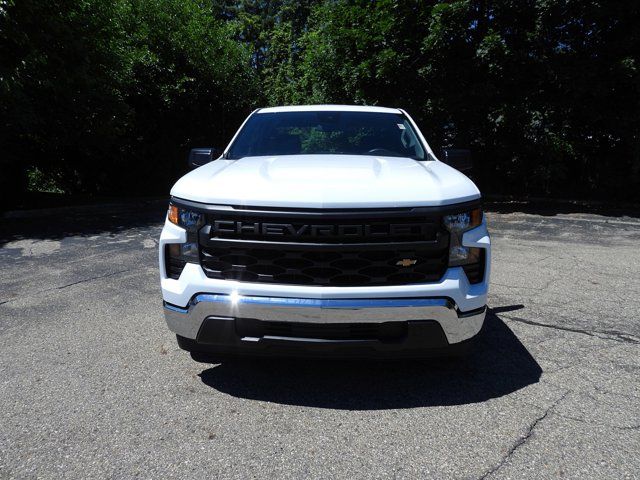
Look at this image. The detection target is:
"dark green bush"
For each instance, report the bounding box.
[0,0,257,199]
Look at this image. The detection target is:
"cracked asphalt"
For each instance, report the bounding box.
[0,201,639,479]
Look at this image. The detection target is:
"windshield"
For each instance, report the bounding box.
[226,111,427,160]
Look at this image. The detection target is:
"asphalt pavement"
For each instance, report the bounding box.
[0,201,638,479]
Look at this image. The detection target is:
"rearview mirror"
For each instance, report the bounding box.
[188,147,222,169]
[441,149,472,172]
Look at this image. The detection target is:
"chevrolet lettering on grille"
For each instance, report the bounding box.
[211,220,429,239]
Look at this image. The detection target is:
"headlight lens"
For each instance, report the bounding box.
[443,208,483,267]
[167,204,204,231]
[443,208,482,233]
[165,203,204,279]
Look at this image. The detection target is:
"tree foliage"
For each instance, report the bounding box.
[280,0,640,199]
[1,0,638,201]
[0,0,257,197]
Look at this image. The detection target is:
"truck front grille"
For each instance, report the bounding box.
[200,244,448,286]
[236,318,407,341]
[196,206,451,287]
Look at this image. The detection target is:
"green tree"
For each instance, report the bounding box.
[1,0,638,202]
[119,0,258,193]
[270,0,640,200]
[0,0,259,198]
[0,0,131,197]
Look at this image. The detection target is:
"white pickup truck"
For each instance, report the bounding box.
[159,105,491,360]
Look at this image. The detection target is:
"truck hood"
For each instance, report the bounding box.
[170,154,480,208]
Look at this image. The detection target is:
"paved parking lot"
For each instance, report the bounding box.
[1,201,639,479]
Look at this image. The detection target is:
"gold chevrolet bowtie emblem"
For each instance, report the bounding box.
[396,258,418,267]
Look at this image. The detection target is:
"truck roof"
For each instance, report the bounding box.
[257,105,402,114]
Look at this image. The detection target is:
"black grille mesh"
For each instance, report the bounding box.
[236,318,407,341]
[200,244,448,286]
[198,208,451,287]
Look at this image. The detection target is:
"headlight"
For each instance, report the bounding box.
[167,204,204,231]
[165,204,204,279]
[443,208,482,267]
[443,208,482,233]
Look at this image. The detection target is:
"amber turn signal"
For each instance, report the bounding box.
[168,204,179,225]
[470,208,482,228]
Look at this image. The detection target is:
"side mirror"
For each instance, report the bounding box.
[188,147,222,169]
[441,149,473,172]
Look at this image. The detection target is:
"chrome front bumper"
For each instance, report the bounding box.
[164,294,486,345]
